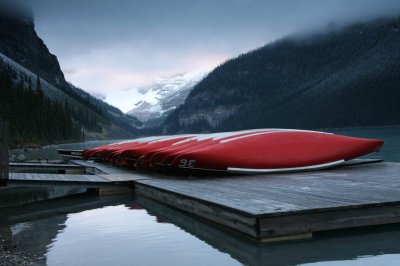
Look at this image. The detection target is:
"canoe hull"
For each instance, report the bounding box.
[169,131,383,173]
[80,129,384,174]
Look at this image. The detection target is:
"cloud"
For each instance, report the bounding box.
[62,67,77,75]
[89,92,106,101]
[28,0,400,112]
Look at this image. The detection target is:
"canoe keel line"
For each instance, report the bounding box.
[227,159,346,174]
[58,129,384,175]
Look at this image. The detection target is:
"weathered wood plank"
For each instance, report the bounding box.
[135,182,259,237]
[9,173,111,183]
[9,162,84,169]
[71,160,132,175]
[259,204,400,238]
[136,162,400,216]
[133,162,400,239]
[97,173,153,182]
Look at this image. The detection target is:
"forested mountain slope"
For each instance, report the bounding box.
[162,17,400,133]
[0,6,141,145]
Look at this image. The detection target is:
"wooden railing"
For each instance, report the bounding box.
[0,119,9,185]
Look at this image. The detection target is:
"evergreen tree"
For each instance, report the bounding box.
[0,61,82,147]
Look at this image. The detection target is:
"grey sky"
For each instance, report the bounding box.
[29,0,400,112]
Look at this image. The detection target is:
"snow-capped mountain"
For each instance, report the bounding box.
[127,71,207,126]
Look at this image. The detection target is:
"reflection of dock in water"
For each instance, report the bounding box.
[4,159,400,241]
[0,193,135,265]
[138,196,400,266]
[0,193,135,225]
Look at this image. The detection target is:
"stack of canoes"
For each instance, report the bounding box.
[70,128,384,174]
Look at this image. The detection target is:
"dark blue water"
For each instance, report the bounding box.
[1,127,399,266]
[330,127,400,162]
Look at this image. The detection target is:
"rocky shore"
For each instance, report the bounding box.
[0,250,34,266]
[1,239,36,266]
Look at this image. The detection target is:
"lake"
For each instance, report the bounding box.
[9,139,119,162]
[1,127,400,266]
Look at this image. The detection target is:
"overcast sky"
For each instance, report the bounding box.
[29,0,400,112]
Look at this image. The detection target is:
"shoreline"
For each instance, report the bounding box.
[0,248,35,266]
[7,125,400,151]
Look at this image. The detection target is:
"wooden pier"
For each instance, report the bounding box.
[0,119,9,186]
[6,159,400,241]
[9,162,86,174]
[138,195,400,266]
[134,162,400,241]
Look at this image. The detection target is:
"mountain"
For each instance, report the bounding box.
[0,59,83,147]
[127,71,207,127]
[0,5,64,87]
[0,5,141,143]
[162,17,400,134]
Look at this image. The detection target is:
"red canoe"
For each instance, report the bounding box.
[167,130,383,174]
[146,129,278,167]
[80,129,383,174]
[111,135,196,166]
[82,136,167,160]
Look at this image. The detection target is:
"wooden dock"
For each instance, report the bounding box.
[6,159,400,241]
[9,162,86,174]
[0,119,9,185]
[134,162,400,240]
[7,160,150,189]
[137,195,400,266]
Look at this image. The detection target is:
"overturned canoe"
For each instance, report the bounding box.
[145,129,286,168]
[167,130,383,174]
[77,129,383,174]
[111,135,196,165]
[82,136,170,160]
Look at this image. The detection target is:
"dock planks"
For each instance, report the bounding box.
[136,162,400,215]
[6,159,400,241]
[134,162,400,240]
[9,173,110,183]
[71,160,133,175]
[0,119,9,184]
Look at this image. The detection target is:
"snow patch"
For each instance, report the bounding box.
[127,70,207,124]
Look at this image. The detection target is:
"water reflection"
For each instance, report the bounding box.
[2,193,400,266]
[0,193,135,265]
[2,127,400,265]
[0,217,67,264]
[138,196,400,266]
[10,139,120,161]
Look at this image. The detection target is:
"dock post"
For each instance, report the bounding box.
[0,119,9,186]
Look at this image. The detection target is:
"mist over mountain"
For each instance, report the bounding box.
[0,6,64,87]
[162,17,400,134]
[0,7,141,145]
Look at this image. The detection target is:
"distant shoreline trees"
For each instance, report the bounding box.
[0,61,82,148]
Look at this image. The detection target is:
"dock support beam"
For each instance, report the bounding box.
[86,187,133,196]
[0,119,9,186]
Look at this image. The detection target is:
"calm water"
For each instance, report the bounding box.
[10,139,120,161]
[330,127,400,162]
[1,127,400,266]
